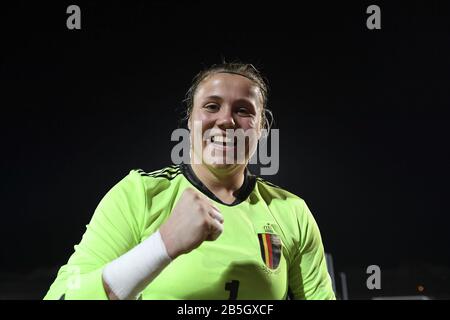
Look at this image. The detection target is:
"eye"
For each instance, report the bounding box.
[237,107,251,116]
[204,104,220,112]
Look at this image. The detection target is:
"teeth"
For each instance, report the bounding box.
[213,136,233,143]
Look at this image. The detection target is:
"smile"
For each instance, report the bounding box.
[208,136,238,149]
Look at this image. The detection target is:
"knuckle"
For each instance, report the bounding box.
[194,202,203,213]
[200,205,209,216]
[202,218,210,229]
[191,192,202,201]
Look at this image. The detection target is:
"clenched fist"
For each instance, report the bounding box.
[159,188,224,259]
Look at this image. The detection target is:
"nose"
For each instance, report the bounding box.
[216,108,236,130]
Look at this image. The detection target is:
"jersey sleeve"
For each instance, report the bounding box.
[288,199,336,300]
[43,170,147,300]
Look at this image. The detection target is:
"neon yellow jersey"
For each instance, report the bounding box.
[44,164,335,300]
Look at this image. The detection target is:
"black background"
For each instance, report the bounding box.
[1,1,449,299]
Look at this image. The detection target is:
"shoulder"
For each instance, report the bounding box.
[130,164,183,193]
[255,176,307,210]
[133,164,183,183]
[254,176,316,231]
[111,165,183,200]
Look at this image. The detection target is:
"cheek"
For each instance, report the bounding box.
[240,116,260,132]
[190,111,215,141]
[191,110,215,126]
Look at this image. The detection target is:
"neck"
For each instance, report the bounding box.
[190,162,246,202]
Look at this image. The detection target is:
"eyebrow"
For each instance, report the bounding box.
[203,95,223,101]
[204,95,255,106]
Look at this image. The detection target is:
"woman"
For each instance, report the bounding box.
[44,62,335,300]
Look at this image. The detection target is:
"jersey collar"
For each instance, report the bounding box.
[180,163,256,206]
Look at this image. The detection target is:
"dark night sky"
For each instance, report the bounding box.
[1,1,449,295]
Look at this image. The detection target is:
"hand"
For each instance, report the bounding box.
[159,188,224,259]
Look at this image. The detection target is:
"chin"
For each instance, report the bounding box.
[204,157,245,172]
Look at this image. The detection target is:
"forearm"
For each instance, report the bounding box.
[102,230,172,300]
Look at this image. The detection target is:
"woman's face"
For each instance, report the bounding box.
[189,72,262,171]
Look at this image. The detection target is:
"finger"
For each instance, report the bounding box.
[206,217,223,241]
[211,204,221,213]
[209,207,224,224]
[211,216,224,233]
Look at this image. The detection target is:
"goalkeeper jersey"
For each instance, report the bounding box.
[44,164,335,300]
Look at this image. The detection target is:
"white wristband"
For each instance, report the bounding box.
[102,229,172,300]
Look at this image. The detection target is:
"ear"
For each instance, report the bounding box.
[187,118,191,131]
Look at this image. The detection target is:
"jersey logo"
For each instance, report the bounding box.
[257,233,281,270]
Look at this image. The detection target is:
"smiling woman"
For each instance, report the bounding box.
[44,61,335,300]
[188,71,264,195]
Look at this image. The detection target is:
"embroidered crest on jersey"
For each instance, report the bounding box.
[257,233,281,270]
